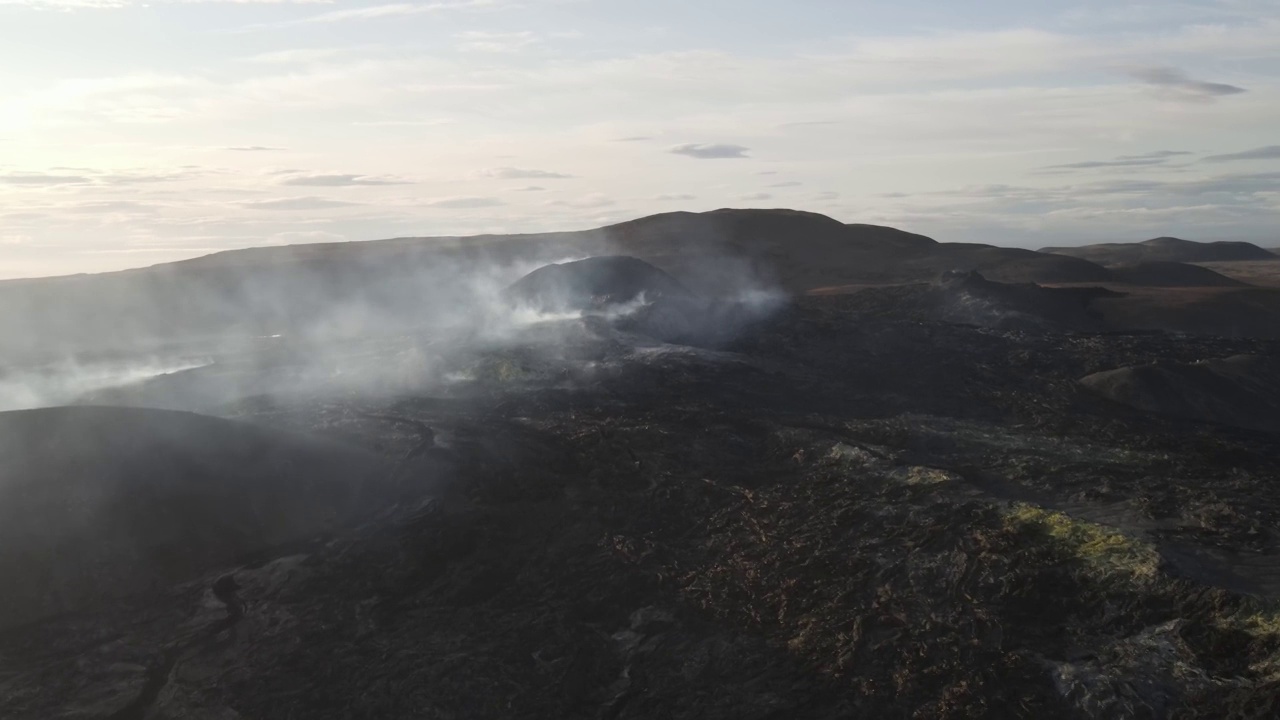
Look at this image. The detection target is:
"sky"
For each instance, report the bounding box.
[0,0,1278,279]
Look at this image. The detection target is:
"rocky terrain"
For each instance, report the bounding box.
[1081,354,1280,434]
[2,215,1280,719]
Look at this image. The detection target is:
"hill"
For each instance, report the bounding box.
[1081,354,1280,433]
[1193,258,1280,288]
[9,210,1280,367]
[1108,261,1247,287]
[1089,286,1280,338]
[0,209,1113,364]
[1042,236,1276,265]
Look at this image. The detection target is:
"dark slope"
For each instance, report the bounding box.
[1091,286,1280,338]
[1042,236,1276,265]
[912,243,1111,284]
[1109,261,1247,287]
[0,209,1115,363]
[0,406,388,630]
[1081,354,1280,432]
[818,270,1121,331]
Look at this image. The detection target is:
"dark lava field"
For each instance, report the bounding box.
[2,210,1280,719]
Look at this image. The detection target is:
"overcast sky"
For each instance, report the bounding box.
[1,0,1278,278]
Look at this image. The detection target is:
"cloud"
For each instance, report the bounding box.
[740,192,772,200]
[0,172,90,186]
[1201,146,1280,163]
[654,193,696,201]
[299,0,503,24]
[241,49,344,65]
[1126,66,1246,101]
[352,118,454,127]
[615,136,652,142]
[423,196,504,208]
[456,31,537,53]
[548,193,614,208]
[669,143,750,159]
[227,145,285,152]
[268,230,346,245]
[513,186,545,192]
[778,120,841,128]
[280,173,413,186]
[6,0,331,7]
[814,191,840,200]
[65,201,161,214]
[475,167,573,179]
[1040,150,1195,171]
[769,181,802,188]
[97,171,196,184]
[1044,158,1172,170]
[241,196,360,211]
[1120,151,1194,160]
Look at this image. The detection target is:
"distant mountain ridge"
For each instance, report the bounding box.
[0,209,1110,362]
[1041,236,1277,265]
[0,209,1275,361]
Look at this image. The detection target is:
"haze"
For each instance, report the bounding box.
[1,0,1278,279]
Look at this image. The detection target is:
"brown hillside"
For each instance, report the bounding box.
[1042,237,1275,265]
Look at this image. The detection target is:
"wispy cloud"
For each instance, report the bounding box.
[456,31,537,53]
[226,145,285,152]
[778,120,841,129]
[5,0,332,7]
[423,196,504,208]
[1039,150,1194,171]
[352,118,454,127]
[280,173,413,186]
[654,193,696,201]
[1126,66,1246,102]
[1202,145,1280,163]
[0,172,90,186]
[475,167,573,179]
[548,193,613,208]
[1123,151,1194,160]
[670,143,750,159]
[65,200,161,214]
[241,196,360,211]
[97,170,196,184]
[299,0,504,24]
[240,48,346,65]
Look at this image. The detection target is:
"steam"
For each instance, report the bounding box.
[0,230,785,414]
[0,358,211,412]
